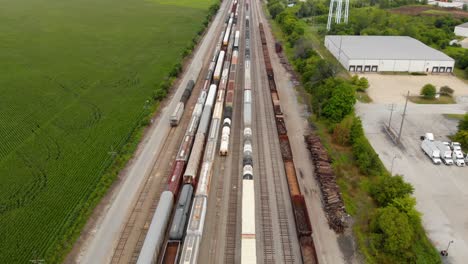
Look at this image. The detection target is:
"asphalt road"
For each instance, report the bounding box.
[357,101,468,264]
[74,1,232,262]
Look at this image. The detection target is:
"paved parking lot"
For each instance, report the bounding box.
[356,101,468,264]
[360,74,468,104]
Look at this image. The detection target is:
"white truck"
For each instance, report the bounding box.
[453,150,466,167]
[450,142,462,152]
[421,139,442,164]
[434,141,454,165]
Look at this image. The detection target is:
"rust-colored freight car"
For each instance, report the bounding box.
[285,161,300,197]
[167,161,185,196]
[276,116,287,135]
[161,240,180,264]
[299,236,319,264]
[292,195,313,237]
[279,135,293,161]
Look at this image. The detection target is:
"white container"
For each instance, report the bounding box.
[170,102,184,127]
[213,51,226,80]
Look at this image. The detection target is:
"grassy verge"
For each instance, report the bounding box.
[409,95,455,104]
[356,91,373,103]
[443,113,466,120]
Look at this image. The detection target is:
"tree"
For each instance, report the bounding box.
[439,86,454,97]
[420,84,436,99]
[268,2,285,19]
[457,113,468,131]
[370,206,415,255]
[452,130,468,150]
[322,82,356,123]
[357,77,370,91]
[370,175,414,206]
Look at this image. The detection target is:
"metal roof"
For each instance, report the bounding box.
[456,22,468,29]
[326,35,454,61]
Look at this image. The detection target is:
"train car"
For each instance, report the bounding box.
[279,135,293,162]
[169,185,194,240]
[223,18,233,47]
[186,196,207,236]
[183,134,205,185]
[196,161,212,197]
[242,165,253,180]
[243,101,252,127]
[197,84,217,135]
[241,180,257,264]
[176,135,194,162]
[179,234,201,264]
[234,30,240,49]
[167,160,185,196]
[160,240,181,264]
[299,237,319,264]
[276,116,287,135]
[219,135,229,156]
[136,191,174,264]
[170,102,184,127]
[292,195,313,237]
[284,161,300,197]
[213,50,225,81]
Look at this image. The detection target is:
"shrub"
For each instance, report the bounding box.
[332,115,354,145]
[370,206,415,256]
[370,175,414,206]
[439,86,454,96]
[458,113,468,130]
[420,84,436,99]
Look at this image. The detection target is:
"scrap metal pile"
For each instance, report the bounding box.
[305,134,347,233]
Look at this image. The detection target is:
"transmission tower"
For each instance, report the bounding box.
[327,0,350,31]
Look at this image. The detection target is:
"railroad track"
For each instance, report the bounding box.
[222,1,245,262]
[111,126,176,264]
[250,0,295,263]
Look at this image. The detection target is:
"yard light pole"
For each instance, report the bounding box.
[440,240,454,257]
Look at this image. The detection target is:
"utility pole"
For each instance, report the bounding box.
[397,91,409,144]
[388,103,395,129]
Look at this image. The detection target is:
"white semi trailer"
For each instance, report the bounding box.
[421,139,442,164]
[434,141,454,165]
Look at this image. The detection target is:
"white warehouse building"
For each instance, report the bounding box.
[454,22,468,37]
[325,35,455,73]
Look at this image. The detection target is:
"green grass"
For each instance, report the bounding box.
[356,91,373,103]
[443,113,466,120]
[422,9,451,16]
[409,95,456,104]
[0,0,215,262]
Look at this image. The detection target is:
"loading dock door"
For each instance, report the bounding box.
[364,66,371,72]
[447,67,452,72]
[349,66,355,72]
[439,67,445,73]
[371,66,378,72]
[356,66,363,72]
[432,67,439,73]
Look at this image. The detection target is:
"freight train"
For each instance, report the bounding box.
[180,13,238,263]
[137,1,240,264]
[170,80,195,126]
[240,7,257,264]
[258,23,318,264]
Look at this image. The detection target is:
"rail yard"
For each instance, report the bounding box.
[75,0,346,263]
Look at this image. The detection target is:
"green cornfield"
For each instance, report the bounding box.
[0,0,214,262]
